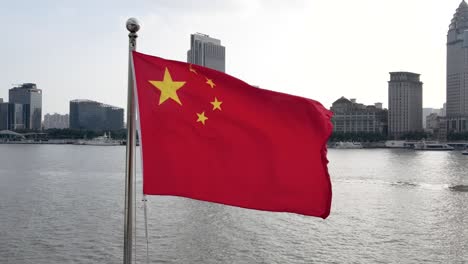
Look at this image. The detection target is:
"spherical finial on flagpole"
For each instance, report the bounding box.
[126,18,140,33]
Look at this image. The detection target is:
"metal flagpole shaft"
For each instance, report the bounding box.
[124,17,139,264]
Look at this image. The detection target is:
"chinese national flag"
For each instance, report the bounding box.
[132,51,333,218]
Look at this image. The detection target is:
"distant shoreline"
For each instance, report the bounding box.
[0,139,127,146]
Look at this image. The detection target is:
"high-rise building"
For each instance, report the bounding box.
[426,113,441,132]
[447,0,468,132]
[43,113,69,129]
[0,103,8,130]
[388,72,423,138]
[423,108,434,129]
[423,108,442,129]
[441,103,447,117]
[69,99,123,131]
[187,33,225,72]
[330,97,387,134]
[0,102,25,130]
[8,83,42,130]
[425,113,448,141]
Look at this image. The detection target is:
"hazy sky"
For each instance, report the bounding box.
[0,0,463,115]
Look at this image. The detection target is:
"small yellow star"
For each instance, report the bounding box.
[206,78,216,88]
[189,64,197,74]
[196,112,208,125]
[210,97,222,111]
[148,67,185,105]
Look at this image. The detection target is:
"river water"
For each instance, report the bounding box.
[0,145,467,263]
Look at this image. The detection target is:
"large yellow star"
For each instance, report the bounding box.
[148,67,186,105]
[210,97,222,111]
[206,78,216,88]
[196,112,208,125]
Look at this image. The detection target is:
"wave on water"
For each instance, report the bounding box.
[448,185,468,192]
[389,182,468,192]
[336,179,466,192]
[390,181,419,187]
[386,181,447,191]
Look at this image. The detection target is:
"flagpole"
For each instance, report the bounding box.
[124,17,139,264]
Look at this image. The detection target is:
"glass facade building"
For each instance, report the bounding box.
[69,100,123,131]
[8,83,42,130]
[0,103,25,130]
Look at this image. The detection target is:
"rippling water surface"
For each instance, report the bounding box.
[1,145,467,263]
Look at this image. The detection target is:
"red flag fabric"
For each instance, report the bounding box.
[132,51,333,218]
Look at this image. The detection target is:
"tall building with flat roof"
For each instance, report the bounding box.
[69,99,123,131]
[0,103,25,130]
[0,103,6,130]
[187,33,225,72]
[447,0,468,132]
[388,72,423,138]
[8,83,42,130]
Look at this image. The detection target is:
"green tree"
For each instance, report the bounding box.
[447,132,468,141]
[329,132,387,142]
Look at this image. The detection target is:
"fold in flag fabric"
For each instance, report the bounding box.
[132,51,333,218]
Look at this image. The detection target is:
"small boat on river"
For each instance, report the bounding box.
[413,141,454,151]
[74,133,121,146]
[330,141,363,149]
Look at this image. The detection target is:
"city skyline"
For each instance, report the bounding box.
[0,0,463,115]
